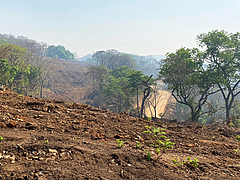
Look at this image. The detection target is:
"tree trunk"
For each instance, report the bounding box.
[140,86,151,118]
[140,75,153,118]
[137,87,140,118]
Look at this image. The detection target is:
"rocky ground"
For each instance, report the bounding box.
[0,87,240,180]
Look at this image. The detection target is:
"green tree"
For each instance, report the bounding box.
[103,77,128,112]
[102,66,136,112]
[91,50,136,70]
[87,65,110,107]
[110,66,134,78]
[0,44,40,94]
[46,45,74,60]
[0,59,17,85]
[127,71,146,117]
[197,30,240,119]
[159,48,218,122]
[0,39,7,44]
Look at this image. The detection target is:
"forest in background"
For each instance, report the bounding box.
[1,31,240,127]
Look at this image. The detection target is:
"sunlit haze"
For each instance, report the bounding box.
[1,0,240,57]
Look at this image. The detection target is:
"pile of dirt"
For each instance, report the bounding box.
[0,87,240,180]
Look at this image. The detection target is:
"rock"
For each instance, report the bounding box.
[8,155,15,161]
[25,122,38,130]
[49,149,58,156]
[60,152,67,158]
[0,122,7,128]
[6,120,18,128]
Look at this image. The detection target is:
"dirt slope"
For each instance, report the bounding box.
[0,87,240,180]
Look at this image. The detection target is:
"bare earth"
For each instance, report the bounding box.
[0,88,240,180]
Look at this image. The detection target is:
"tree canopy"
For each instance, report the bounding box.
[46,45,74,60]
[0,43,40,95]
[197,30,240,119]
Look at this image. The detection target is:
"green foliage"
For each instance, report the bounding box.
[46,45,74,60]
[45,140,49,144]
[236,135,240,141]
[103,76,130,113]
[87,65,154,114]
[234,148,240,154]
[172,157,185,167]
[91,50,136,70]
[116,139,124,148]
[197,30,240,119]
[160,30,240,121]
[110,66,134,78]
[0,136,3,141]
[0,44,40,94]
[143,126,175,156]
[0,39,7,44]
[146,150,152,160]
[143,126,166,138]
[187,157,199,168]
[159,47,218,122]
[136,141,141,149]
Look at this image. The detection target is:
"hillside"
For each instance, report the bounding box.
[42,58,91,104]
[0,87,240,179]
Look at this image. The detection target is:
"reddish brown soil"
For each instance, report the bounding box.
[0,88,240,180]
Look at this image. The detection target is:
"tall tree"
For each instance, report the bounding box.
[159,48,218,122]
[127,71,146,117]
[198,30,240,119]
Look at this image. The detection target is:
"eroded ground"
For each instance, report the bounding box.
[0,88,240,180]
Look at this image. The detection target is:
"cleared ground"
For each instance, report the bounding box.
[0,88,240,179]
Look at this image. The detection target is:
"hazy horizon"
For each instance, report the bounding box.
[1,0,240,57]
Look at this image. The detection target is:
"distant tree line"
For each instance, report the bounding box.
[0,34,75,61]
[84,49,162,78]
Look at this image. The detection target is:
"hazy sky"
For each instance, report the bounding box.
[1,0,240,57]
